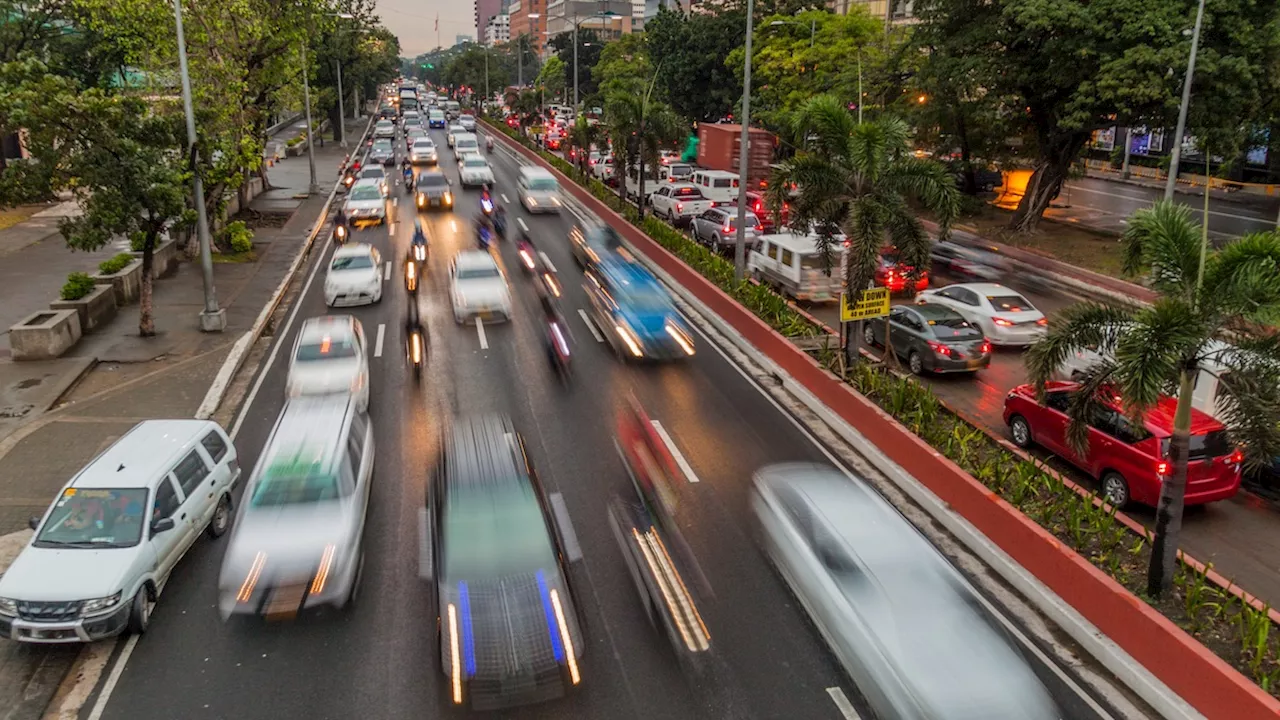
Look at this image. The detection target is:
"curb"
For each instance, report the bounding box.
[194,116,375,421]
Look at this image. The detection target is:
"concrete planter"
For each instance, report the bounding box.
[9,310,82,361]
[285,140,308,157]
[129,237,178,279]
[92,260,143,305]
[50,285,117,333]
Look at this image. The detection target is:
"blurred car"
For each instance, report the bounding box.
[584,258,695,361]
[0,420,238,643]
[690,206,761,252]
[428,109,447,128]
[342,180,386,225]
[367,139,395,166]
[357,165,389,197]
[862,303,991,375]
[568,223,624,270]
[324,243,383,307]
[446,123,465,148]
[916,282,1046,347]
[409,138,438,165]
[422,415,584,709]
[751,463,1061,720]
[930,240,1009,281]
[458,113,476,131]
[405,128,427,151]
[874,248,929,293]
[450,250,512,323]
[739,190,789,234]
[591,155,615,182]
[459,154,495,187]
[373,120,395,139]
[1004,381,1243,508]
[415,170,453,211]
[217,394,373,619]
[287,315,369,411]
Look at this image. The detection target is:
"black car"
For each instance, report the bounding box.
[421,416,585,710]
[414,171,453,212]
[368,139,395,166]
[862,302,992,375]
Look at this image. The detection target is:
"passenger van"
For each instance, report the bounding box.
[518,167,562,213]
[747,232,846,302]
[692,169,740,204]
[453,132,480,156]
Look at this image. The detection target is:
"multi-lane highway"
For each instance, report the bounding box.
[88,121,1128,720]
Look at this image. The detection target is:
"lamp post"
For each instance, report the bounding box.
[334,12,356,148]
[733,0,755,281]
[1164,0,1207,201]
[301,39,319,195]
[172,0,224,331]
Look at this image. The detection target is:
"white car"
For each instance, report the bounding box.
[342,180,386,225]
[324,244,383,307]
[410,138,438,165]
[0,420,239,643]
[287,315,370,411]
[450,250,512,323]
[458,113,476,131]
[446,123,465,148]
[592,155,615,182]
[915,282,1047,347]
[374,120,395,139]
[458,155,495,188]
[357,166,389,197]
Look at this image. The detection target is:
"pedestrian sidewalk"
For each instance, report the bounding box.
[0,115,368,720]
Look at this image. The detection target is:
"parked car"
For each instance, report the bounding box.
[863,304,991,375]
[591,155,615,183]
[915,282,1046,346]
[648,183,712,226]
[1004,381,1243,508]
[324,243,383,307]
[690,206,761,252]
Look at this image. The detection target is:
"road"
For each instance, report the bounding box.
[89,124,1120,720]
[1061,177,1277,238]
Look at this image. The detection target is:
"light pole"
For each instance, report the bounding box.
[733,0,755,281]
[1164,0,1207,202]
[334,12,356,149]
[301,39,319,195]
[172,0,224,331]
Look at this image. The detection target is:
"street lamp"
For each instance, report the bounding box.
[334,12,356,148]
[171,0,224,331]
[1164,0,1207,201]
[300,39,319,195]
[734,0,756,281]
[522,13,542,87]
[767,17,815,47]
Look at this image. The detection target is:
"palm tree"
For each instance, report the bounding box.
[604,91,683,218]
[766,95,959,357]
[1025,201,1280,597]
[567,115,604,178]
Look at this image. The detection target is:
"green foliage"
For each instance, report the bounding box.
[442,45,513,96]
[536,56,567,102]
[547,28,604,99]
[60,272,97,301]
[224,220,254,253]
[646,6,744,122]
[595,33,651,99]
[98,253,135,275]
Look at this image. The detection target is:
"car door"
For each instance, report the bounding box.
[1035,390,1074,459]
[199,428,234,497]
[149,475,186,583]
[171,448,214,545]
[886,307,917,358]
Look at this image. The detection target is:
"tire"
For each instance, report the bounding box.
[206,495,231,539]
[1008,414,1033,448]
[127,586,153,635]
[907,350,925,375]
[862,324,877,348]
[1101,472,1131,509]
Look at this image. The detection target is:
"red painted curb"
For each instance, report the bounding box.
[487,124,1280,719]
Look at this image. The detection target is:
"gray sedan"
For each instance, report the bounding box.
[862,303,991,375]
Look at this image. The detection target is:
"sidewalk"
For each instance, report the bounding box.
[0,115,366,720]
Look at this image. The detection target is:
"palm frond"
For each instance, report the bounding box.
[1063,359,1119,456]
[1210,342,1280,469]
[1120,201,1202,300]
[1111,299,1206,425]
[791,95,857,159]
[843,197,884,296]
[1024,302,1136,388]
[883,155,961,230]
[880,194,930,292]
[1201,230,1280,323]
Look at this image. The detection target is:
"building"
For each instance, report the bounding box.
[455,34,472,47]
[829,0,916,22]
[542,0,633,44]
[484,13,510,45]
[508,0,548,56]
[475,0,503,46]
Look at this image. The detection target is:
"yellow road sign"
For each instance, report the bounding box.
[840,287,891,322]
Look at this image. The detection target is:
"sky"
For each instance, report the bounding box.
[375,0,476,58]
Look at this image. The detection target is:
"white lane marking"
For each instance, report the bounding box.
[577,309,604,342]
[538,252,557,273]
[517,217,529,233]
[502,193,510,203]
[86,635,139,720]
[826,687,861,720]
[650,420,700,483]
[374,323,385,357]
[384,261,391,280]
[476,318,488,349]
[388,221,396,236]
[393,196,399,207]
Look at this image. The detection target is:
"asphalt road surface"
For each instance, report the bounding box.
[1062,177,1277,238]
[89,126,1121,720]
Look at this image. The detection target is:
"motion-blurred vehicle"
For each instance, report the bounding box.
[218,395,373,619]
[420,415,585,709]
[748,232,844,303]
[331,222,348,245]
[450,250,512,324]
[585,258,696,361]
[459,155,494,188]
[453,132,480,157]
[591,155,615,183]
[647,183,712,226]
[0,420,238,643]
[1004,381,1243,508]
[915,282,1046,346]
[415,171,453,211]
[690,206,761,252]
[342,180,386,226]
[929,240,1009,281]
[862,303,992,375]
[446,123,465,148]
[874,248,929,293]
[405,127,427,151]
[518,167,561,213]
[373,120,395,139]
[409,138,438,165]
[751,463,1061,720]
[287,316,370,411]
[324,243,383,307]
[458,113,476,132]
[357,165,389,197]
[568,223,624,271]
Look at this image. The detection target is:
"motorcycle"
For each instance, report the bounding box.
[476,225,493,251]
[332,222,349,245]
[402,167,414,192]
[537,255,562,299]
[486,136,495,153]
[544,307,572,380]
[409,241,428,264]
[406,325,426,380]
[404,258,419,294]
[516,237,537,275]
[479,193,494,216]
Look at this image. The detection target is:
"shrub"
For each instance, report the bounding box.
[224,220,254,253]
[61,272,97,301]
[98,253,135,275]
[129,232,147,252]
[286,137,302,147]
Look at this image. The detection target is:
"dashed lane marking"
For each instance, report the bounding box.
[384,261,392,280]
[476,318,488,349]
[577,309,604,342]
[826,688,861,720]
[374,323,385,357]
[650,420,700,483]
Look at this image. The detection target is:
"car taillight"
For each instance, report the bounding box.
[1036,317,1048,326]
[676,202,684,213]
[993,317,1014,327]
[1228,449,1244,465]
[928,341,953,357]
[980,340,991,354]
[754,201,763,213]
[723,224,732,233]
[1156,460,1170,476]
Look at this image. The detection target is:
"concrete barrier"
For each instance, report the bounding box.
[487,125,1280,720]
[50,285,116,333]
[9,310,81,361]
[92,260,142,305]
[129,237,178,279]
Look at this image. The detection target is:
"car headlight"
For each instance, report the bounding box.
[614,321,644,358]
[80,591,122,616]
[443,192,452,204]
[0,597,17,616]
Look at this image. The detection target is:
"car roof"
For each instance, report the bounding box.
[413,138,434,145]
[442,415,526,492]
[520,166,554,177]
[73,420,221,489]
[598,256,660,290]
[333,242,376,258]
[697,169,737,178]
[298,315,357,344]
[258,396,353,479]
[359,166,385,175]
[1029,381,1225,437]
[758,232,838,253]
[456,249,498,269]
[912,303,965,321]
[946,282,1016,296]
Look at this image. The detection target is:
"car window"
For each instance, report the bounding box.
[456,264,500,280]
[172,449,210,498]
[360,165,386,178]
[441,485,558,582]
[419,174,447,187]
[414,140,433,149]
[780,249,794,266]
[764,243,777,260]
[953,288,979,305]
[34,487,149,548]
[901,312,924,332]
[251,456,345,507]
[332,254,374,271]
[348,185,381,201]
[987,294,1036,313]
[296,335,357,361]
[922,314,982,339]
[463,157,487,168]
[1163,430,1233,460]
[1087,405,1121,437]
[1045,391,1070,412]
[201,430,228,463]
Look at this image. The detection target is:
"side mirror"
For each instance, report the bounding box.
[28,516,40,531]
[150,517,176,535]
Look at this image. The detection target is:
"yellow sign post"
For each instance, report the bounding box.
[840,287,891,322]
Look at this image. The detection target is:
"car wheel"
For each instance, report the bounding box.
[907,350,925,375]
[1101,472,1131,509]
[1008,414,1033,448]
[862,324,877,348]
[206,495,232,539]
[127,586,153,635]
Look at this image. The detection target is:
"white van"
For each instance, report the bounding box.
[692,169,740,204]
[453,132,480,156]
[518,167,562,213]
[748,232,846,303]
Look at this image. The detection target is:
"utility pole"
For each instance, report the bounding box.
[301,40,319,195]
[733,0,755,281]
[1164,0,1207,201]
[336,60,346,147]
[573,15,579,111]
[1121,127,1132,179]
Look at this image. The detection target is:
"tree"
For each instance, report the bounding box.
[567,115,605,176]
[548,27,603,99]
[595,32,651,99]
[1025,202,1280,596]
[646,6,744,122]
[765,96,959,356]
[536,55,566,104]
[443,45,511,97]
[605,89,683,217]
[314,12,401,132]
[912,0,1280,232]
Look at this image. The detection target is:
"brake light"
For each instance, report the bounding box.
[676,202,683,213]
[1228,449,1244,465]
[723,224,732,233]
[993,317,1014,327]
[928,341,953,357]
[1156,460,1170,476]
[754,201,763,213]
[980,340,991,354]
[1036,317,1048,326]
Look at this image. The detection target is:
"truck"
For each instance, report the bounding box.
[647,183,714,226]
[399,86,418,113]
[696,123,775,189]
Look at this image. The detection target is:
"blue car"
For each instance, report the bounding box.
[428,110,447,128]
[584,258,696,361]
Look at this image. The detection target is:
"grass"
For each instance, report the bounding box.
[212,249,256,263]
[0,204,47,232]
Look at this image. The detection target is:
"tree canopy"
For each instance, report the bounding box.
[645,6,744,122]
[548,28,604,101]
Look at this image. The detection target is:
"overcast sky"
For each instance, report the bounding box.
[376,0,475,58]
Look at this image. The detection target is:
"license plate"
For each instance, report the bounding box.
[967,358,985,369]
[265,585,306,618]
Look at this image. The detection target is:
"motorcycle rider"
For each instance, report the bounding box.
[475,213,494,250]
[540,291,571,374]
[492,203,508,241]
[404,301,426,377]
[332,205,349,242]
[409,219,428,262]
[485,135,495,152]
[401,158,414,191]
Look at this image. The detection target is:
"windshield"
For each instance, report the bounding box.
[419,174,447,188]
[251,469,341,507]
[413,141,434,149]
[464,158,487,168]
[360,167,385,179]
[987,294,1036,313]
[430,111,444,119]
[35,488,147,548]
[296,336,357,361]
[456,139,477,149]
[457,264,500,281]
[331,254,374,271]
[620,285,673,312]
[442,486,557,582]
[925,316,983,339]
[527,177,558,191]
[348,185,382,201]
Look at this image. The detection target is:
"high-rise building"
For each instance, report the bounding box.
[484,14,511,45]
[509,0,548,56]
[475,0,503,46]
[829,0,916,22]
[455,34,473,47]
[542,0,632,43]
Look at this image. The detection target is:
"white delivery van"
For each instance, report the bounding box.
[692,169,740,204]
[748,232,846,303]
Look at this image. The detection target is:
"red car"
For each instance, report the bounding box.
[875,249,929,293]
[741,191,789,234]
[1003,381,1243,508]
